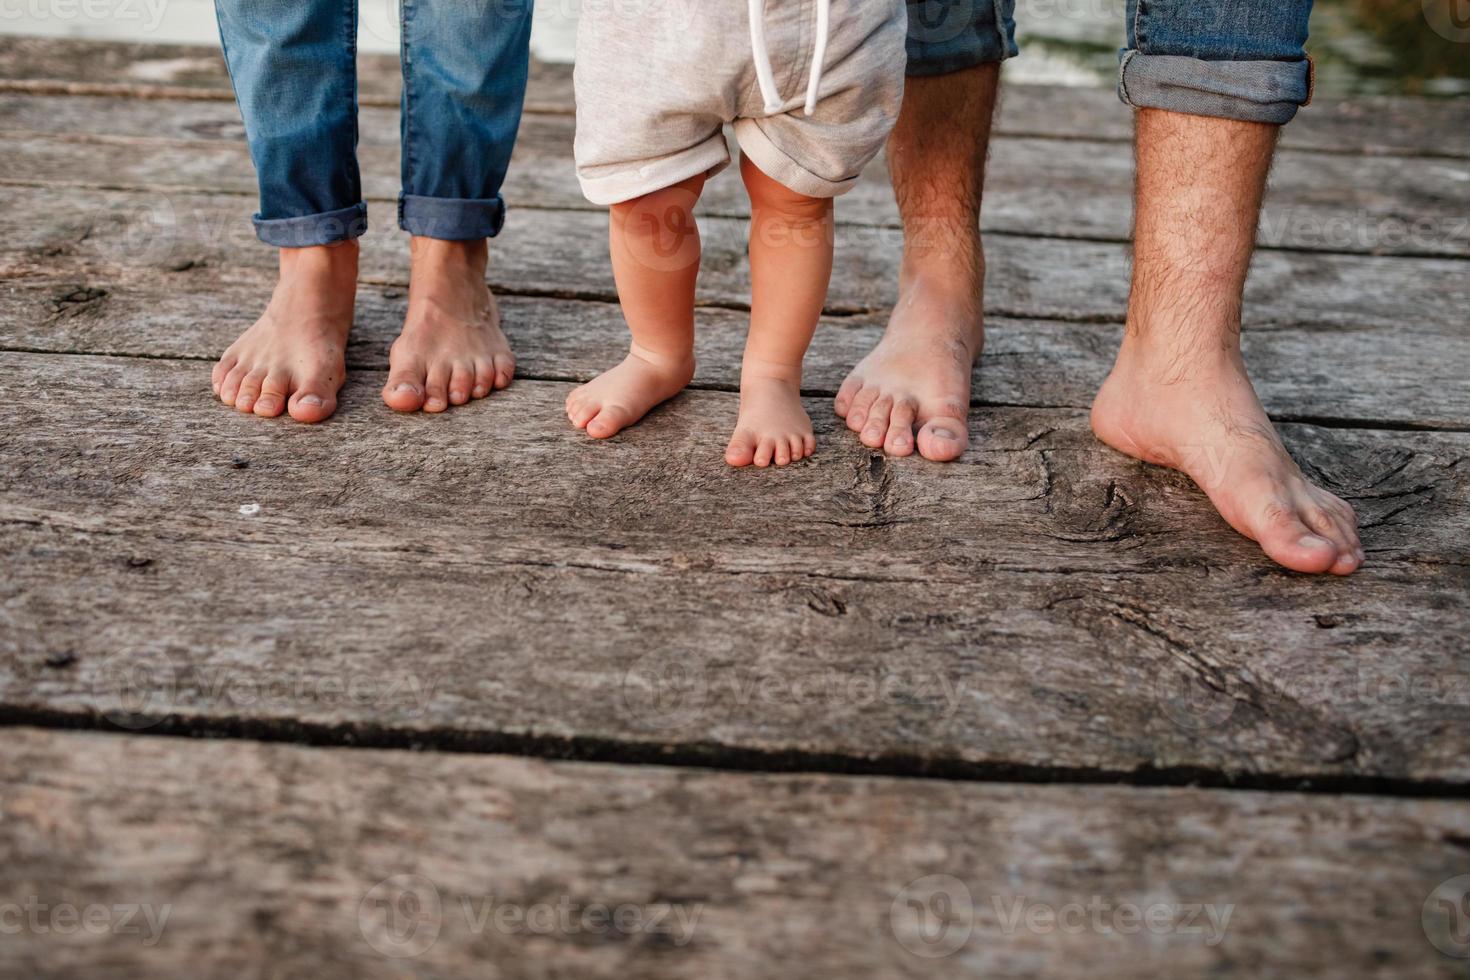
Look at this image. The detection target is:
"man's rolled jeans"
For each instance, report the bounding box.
[903,0,1314,125]
[214,0,533,248]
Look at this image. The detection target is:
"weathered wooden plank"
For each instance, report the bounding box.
[5,185,1468,333]
[3,36,1466,158]
[7,97,1467,256]
[3,726,1467,978]
[5,268,1470,430]
[1,353,1466,782]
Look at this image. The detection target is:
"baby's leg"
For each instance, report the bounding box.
[566,175,705,439]
[725,155,833,468]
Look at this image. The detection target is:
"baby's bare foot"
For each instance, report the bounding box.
[566,345,695,439]
[212,242,357,423]
[726,371,815,468]
[383,238,514,413]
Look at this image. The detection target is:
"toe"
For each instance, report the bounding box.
[774,440,791,467]
[586,405,631,439]
[493,353,515,390]
[288,369,337,423]
[233,371,265,413]
[211,354,235,395]
[218,363,247,406]
[383,360,427,412]
[1252,497,1340,574]
[422,364,451,413]
[252,372,290,418]
[473,360,496,399]
[860,397,894,449]
[567,393,598,429]
[915,413,969,462]
[802,433,816,457]
[754,438,775,468]
[725,431,756,467]
[834,375,862,417]
[788,435,807,462]
[884,400,918,457]
[448,364,474,406]
[845,386,880,432]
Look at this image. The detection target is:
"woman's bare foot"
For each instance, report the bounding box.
[835,273,982,462]
[383,237,515,413]
[566,345,695,439]
[1091,337,1364,575]
[212,242,358,423]
[726,364,816,468]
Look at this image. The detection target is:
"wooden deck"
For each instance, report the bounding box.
[1,37,1467,978]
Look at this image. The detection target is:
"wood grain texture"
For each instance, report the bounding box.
[4,268,1470,430]
[1,353,1466,783]
[3,36,1467,157]
[5,97,1469,256]
[5,185,1469,335]
[3,727,1468,979]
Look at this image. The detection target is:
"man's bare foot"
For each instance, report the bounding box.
[212,241,357,423]
[726,366,816,468]
[1091,338,1363,575]
[383,237,515,413]
[565,345,695,439]
[834,276,982,461]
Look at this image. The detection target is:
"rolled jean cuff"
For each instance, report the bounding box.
[253,203,367,247]
[905,0,1017,77]
[398,194,506,240]
[1117,51,1313,125]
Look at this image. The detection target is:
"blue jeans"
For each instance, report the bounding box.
[904,0,1314,125]
[215,0,533,247]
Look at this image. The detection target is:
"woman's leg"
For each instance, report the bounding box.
[382,0,533,413]
[211,0,363,422]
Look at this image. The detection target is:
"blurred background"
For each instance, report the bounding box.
[1,0,1466,97]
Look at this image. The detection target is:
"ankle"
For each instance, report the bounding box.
[740,355,802,387]
[628,342,695,378]
[279,240,359,279]
[410,236,489,273]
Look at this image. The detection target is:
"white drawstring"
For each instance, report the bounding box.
[803,0,830,117]
[749,0,831,118]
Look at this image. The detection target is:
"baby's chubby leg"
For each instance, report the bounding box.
[566,175,705,439]
[725,155,832,468]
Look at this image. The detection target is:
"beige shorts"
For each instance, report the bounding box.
[573,0,907,205]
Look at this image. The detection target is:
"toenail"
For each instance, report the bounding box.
[932,427,957,440]
[299,395,323,407]
[1298,534,1331,550]
[1355,547,1366,561]
[395,383,419,394]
